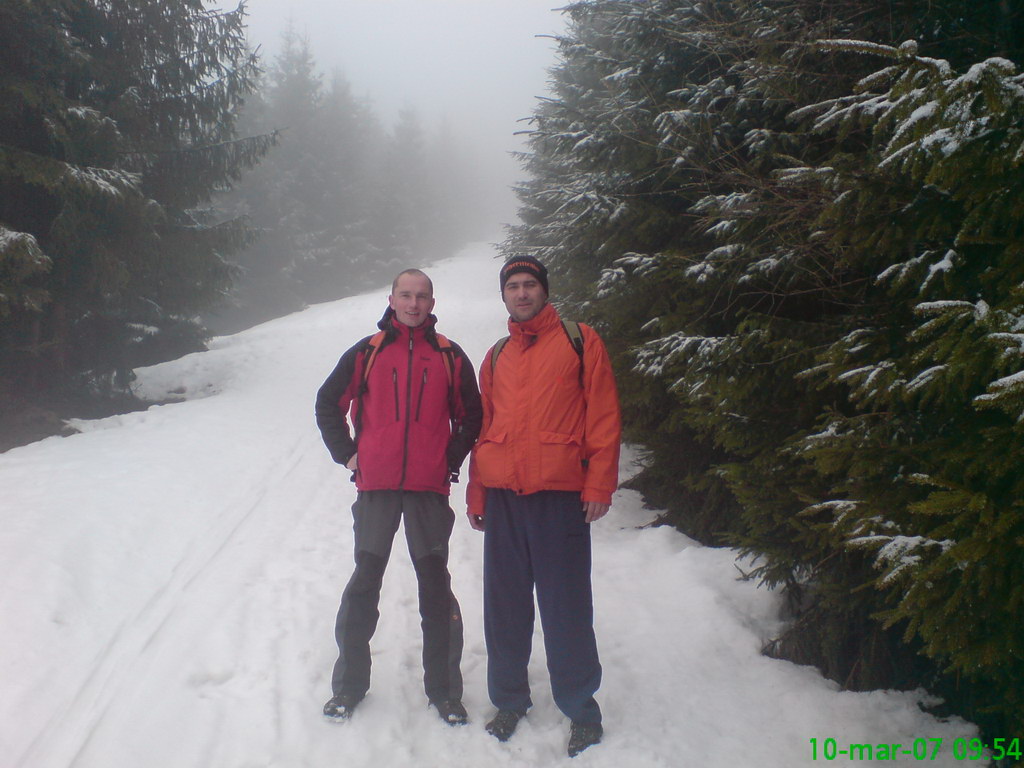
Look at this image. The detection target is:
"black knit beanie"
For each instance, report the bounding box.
[499,256,549,295]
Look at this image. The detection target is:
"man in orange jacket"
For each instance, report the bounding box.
[467,255,621,758]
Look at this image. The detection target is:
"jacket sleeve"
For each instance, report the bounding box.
[580,325,622,504]
[466,346,495,517]
[314,340,365,466]
[446,342,482,475]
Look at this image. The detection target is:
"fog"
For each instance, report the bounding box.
[242,0,568,233]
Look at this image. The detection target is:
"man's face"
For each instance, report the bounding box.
[502,273,548,323]
[389,273,435,327]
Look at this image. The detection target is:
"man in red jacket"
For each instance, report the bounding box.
[315,269,482,726]
[467,256,621,757]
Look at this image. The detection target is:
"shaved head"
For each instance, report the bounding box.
[391,269,433,296]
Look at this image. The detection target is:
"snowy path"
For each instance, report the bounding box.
[0,243,979,767]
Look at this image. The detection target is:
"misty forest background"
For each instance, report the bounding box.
[2,0,1023,753]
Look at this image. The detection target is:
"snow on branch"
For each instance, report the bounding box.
[801,499,862,525]
[633,332,733,380]
[974,369,1024,420]
[905,365,947,393]
[813,39,901,58]
[64,166,142,199]
[913,300,974,316]
[773,166,835,185]
[596,252,662,298]
[847,534,954,586]
[0,227,49,268]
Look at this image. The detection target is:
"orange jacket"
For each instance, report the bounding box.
[467,303,621,516]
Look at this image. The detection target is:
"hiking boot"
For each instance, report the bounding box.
[431,698,469,726]
[323,692,362,721]
[485,709,524,742]
[567,721,603,757]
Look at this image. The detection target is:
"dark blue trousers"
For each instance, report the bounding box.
[483,489,602,725]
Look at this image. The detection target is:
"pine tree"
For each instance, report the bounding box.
[0,0,271,402]
[0,0,65,324]
[211,29,390,331]
[789,38,1024,734]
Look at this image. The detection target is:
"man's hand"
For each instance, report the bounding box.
[583,500,610,523]
[345,453,359,471]
[467,512,485,531]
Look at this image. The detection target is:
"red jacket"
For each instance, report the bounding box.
[467,303,621,516]
[316,309,482,495]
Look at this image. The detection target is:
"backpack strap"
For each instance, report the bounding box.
[490,335,511,376]
[434,332,458,425]
[560,320,585,387]
[360,330,388,392]
[434,332,456,390]
[350,332,385,441]
[490,321,584,387]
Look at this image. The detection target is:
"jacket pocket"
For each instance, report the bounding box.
[474,431,508,487]
[538,431,585,485]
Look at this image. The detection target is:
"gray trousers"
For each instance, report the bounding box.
[331,490,464,703]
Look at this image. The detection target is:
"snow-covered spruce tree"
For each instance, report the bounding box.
[0,0,62,326]
[505,0,1024,729]
[209,27,380,332]
[360,106,482,284]
[504,0,755,542]
[0,0,271,402]
[787,39,1024,736]
[365,108,432,276]
[301,72,382,298]
[246,27,386,307]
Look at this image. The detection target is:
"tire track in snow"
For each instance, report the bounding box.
[18,433,329,768]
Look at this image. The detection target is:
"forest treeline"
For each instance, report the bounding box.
[0,0,481,437]
[502,0,1024,742]
[210,24,487,335]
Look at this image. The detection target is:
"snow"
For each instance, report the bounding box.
[979,368,1024,396]
[813,39,899,58]
[65,166,141,198]
[684,261,717,283]
[0,226,49,267]
[774,166,835,184]
[848,536,955,587]
[914,300,974,315]
[803,499,860,526]
[904,101,938,128]
[906,365,947,393]
[0,242,981,767]
[921,250,956,290]
[956,57,1019,87]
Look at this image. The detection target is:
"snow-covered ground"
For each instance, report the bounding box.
[1,243,981,767]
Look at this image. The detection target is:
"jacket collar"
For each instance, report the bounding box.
[508,301,560,341]
[377,306,439,345]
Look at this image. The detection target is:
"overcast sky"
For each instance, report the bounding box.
[241,0,571,232]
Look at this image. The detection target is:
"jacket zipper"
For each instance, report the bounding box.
[415,368,428,421]
[398,332,414,488]
[392,368,400,420]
